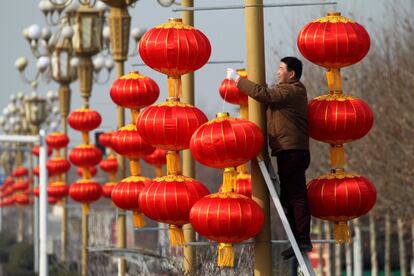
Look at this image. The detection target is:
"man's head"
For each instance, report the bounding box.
[277,57,303,83]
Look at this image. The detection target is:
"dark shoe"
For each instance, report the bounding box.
[281,243,313,260]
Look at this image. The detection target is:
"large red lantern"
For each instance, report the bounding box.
[111,175,151,228]
[297,12,370,68]
[307,172,376,242]
[47,182,69,199]
[139,18,211,77]
[99,156,118,173]
[69,180,102,213]
[190,192,264,266]
[137,100,208,151]
[219,69,248,105]
[308,94,373,144]
[111,124,155,160]
[46,158,71,176]
[69,145,103,168]
[13,180,30,191]
[190,113,264,169]
[68,108,102,132]
[12,167,28,177]
[110,71,159,110]
[46,132,70,149]
[138,175,209,245]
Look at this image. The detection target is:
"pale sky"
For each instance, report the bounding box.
[0,0,390,147]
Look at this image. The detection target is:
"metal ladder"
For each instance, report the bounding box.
[257,156,316,276]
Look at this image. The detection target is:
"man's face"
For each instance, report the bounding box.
[277,62,295,83]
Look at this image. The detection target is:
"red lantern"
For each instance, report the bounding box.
[102,182,117,198]
[14,193,30,206]
[138,175,209,245]
[308,95,373,144]
[235,174,252,198]
[77,166,98,177]
[13,180,30,191]
[190,113,264,169]
[98,132,113,148]
[297,12,370,68]
[32,186,39,197]
[47,182,69,199]
[68,108,102,132]
[99,156,118,173]
[307,172,376,242]
[69,145,103,168]
[111,124,155,160]
[137,101,208,151]
[2,197,15,206]
[46,132,70,149]
[139,18,211,77]
[143,148,167,167]
[12,167,28,177]
[48,197,58,204]
[32,145,52,157]
[47,158,71,176]
[219,70,248,105]
[111,175,151,228]
[110,71,159,110]
[190,192,264,266]
[69,180,102,213]
[3,178,14,189]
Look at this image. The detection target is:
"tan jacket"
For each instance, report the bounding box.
[237,77,309,155]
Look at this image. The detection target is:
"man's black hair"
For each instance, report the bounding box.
[281,57,303,80]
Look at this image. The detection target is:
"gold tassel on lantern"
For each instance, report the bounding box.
[222,167,237,193]
[239,103,248,120]
[166,151,181,175]
[82,131,89,144]
[132,210,146,228]
[82,203,90,215]
[218,243,234,267]
[167,76,182,98]
[169,224,185,246]
[333,221,351,243]
[330,144,345,169]
[129,159,141,176]
[326,68,343,94]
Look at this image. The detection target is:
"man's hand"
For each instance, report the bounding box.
[226,68,240,82]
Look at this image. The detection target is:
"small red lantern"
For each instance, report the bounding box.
[12,167,28,177]
[48,197,58,204]
[102,182,117,198]
[32,186,40,197]
[111,175,151,228]
[77,166,98,177]
[138,175,209,246]
[308,94,373,144]
[137,100,208,151]
[14,193,30,206]
[46,132,70,149]
[190,113,264,169]
[190,192,264,266]
[235,174,252,198]
[47,182,69,199]
[110,71,159,110]
[297,12,370,68]
[98,132,113,148]
[307,172,376,242]
[69,145,103,168]
[139,18,211,77]
[13,180,30,191]
[32,145,52,157]
[143,148,167,167]
[69,180,102,213]
[111,124,155,160]
[68,108,102,132]
[46,158,71,176]
[219,69,248,105]
[99,156,118,173]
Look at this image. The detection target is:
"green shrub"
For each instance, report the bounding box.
[9,242,34,270]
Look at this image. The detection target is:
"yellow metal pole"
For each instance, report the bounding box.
[181,1,196,275]
[244,1,273,275]
[59,83,71,263]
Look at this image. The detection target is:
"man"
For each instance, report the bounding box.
[226,57,311,259]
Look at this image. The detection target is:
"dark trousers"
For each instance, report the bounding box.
[276,149,311,245]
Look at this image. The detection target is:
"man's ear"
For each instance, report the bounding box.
[289,70,295,80]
